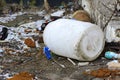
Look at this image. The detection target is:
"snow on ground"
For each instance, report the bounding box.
[0,12,27,23]
[0,9,66,23]
[0,9,68,55]
[0,21,42,78]
[0,20,43,55]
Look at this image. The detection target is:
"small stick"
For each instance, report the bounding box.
[67,58,76,66]
[52,58,65,68]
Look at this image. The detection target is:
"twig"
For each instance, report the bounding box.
[67,58,76,66]
[52,58,65,68]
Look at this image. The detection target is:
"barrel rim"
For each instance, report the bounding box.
[75,26,105,61]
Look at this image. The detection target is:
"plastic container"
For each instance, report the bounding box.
[105,51,120,59]
[43,46,52,60]
[43,19,105,61]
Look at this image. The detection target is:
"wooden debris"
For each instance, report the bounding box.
[24,38,36,48]
[7,72,35,80]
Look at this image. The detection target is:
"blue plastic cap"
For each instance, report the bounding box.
[105,51,117,59]
[43,46,52,60]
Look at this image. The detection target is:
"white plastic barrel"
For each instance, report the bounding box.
[43,19,105,61]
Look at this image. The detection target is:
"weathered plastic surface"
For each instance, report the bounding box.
[43,19,105,61]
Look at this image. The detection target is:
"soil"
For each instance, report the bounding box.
[0,10,120,80]
[0,46,109,80]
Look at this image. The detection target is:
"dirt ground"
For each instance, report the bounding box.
[0,11,120,80]
[0,48,110,80]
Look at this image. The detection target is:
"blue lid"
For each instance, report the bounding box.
[105,51,117,59]
[43,46,52,60]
